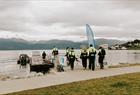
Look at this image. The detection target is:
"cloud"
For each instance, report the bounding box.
[0,0,140,41]
[111,0,140,10]
[0,0,34,32]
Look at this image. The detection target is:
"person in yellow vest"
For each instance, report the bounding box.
[52,46,59,56]
[68,48,76,70]
[80,48,88,69]
[88,44,96,71]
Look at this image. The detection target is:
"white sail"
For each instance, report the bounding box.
[86,24,95,47]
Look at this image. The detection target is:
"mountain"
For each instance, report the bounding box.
[0,38,125,50]
[95,38,126,47]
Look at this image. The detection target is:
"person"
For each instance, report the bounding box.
[80,48,88,69]
[68,48,76,70]
[42,51,46,60]
[52,46,59,68]
[52,46,59,56]
[98,47,106,69]
[18,54,30,68]
[21,56,26,67]
[65,47,70,66]
[54,55,64,72]
[88,44,96,71]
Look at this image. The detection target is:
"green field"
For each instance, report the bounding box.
[6,72,140,95]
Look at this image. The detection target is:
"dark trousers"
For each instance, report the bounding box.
[89,56,95,70]
[42,56,46,59]
[98,56,105,69]
[69,59,75,70]
[82,58,87,69]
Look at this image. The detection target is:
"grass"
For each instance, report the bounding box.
[6,72,140,95]
[108,63,140,68]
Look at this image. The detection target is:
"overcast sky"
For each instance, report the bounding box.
[0,0,140,41]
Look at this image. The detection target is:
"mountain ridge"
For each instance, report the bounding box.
[0,38,126,50]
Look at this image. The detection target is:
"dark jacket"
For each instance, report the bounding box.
[98,48,106,57]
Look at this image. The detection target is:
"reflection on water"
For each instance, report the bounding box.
[107,50,140,65]
[0,50,140,78]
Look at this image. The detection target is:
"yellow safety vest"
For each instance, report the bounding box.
[88,47,96,53]
[88,47,96,56]
[53,48,58,51]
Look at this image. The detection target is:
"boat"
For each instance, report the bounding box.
[30,51,54,74]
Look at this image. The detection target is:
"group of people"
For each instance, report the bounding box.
[42,46,59,61]
[42,45,106,71]
[65,44,106,71]
[80,44,106,70]
[42,46,64,72]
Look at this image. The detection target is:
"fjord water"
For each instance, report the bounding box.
[0,50,140,77]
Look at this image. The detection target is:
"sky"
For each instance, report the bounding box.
[0,0,140,41]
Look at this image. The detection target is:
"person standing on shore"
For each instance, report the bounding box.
[52,46,59,56]
[65,47,70,66]
[42,51,46,60]
[98,47,106,69]
[68,48,76,70]
[80,48,88,69]
[88,44,96,71]
[52,46,59,68]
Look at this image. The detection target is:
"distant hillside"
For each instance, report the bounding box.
[95,39,126,47]
[0,38,125,50]
[121,39,140,50]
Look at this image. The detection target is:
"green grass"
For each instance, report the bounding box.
[6,72,140,95]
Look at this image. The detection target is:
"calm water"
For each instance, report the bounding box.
[107,50,140,65]
[0,50,140,77]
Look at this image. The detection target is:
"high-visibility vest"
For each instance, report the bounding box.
[80,49,88,58]
[69,51,75,59]
[88,47,96,57]
[88,47,96,53]
[53,48,58,51]
[66,49,70,54]
[52,48,58,55]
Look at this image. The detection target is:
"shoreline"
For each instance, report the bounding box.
[1,63,140,81]
[0,75,10,81]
